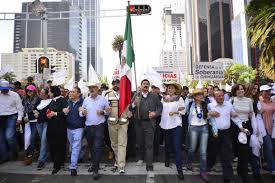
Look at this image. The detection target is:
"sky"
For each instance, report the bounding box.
[0,0,181,83]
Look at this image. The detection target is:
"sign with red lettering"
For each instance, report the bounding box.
[153,67,179,83]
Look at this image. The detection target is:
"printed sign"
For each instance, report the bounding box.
[193,62,224,80]
[153,67,179,83]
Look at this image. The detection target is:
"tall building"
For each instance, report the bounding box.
[65,0,102,79]
[1,48,75,81]
[13,1,87,80]
[160,2,187,77]
[231,0,255,66]
[185,0,233,74]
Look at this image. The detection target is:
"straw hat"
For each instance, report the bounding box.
[192,88,203,96]
[87,81,101,88]
[164,81,182,93]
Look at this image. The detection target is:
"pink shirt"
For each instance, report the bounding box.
[260,101,275,135]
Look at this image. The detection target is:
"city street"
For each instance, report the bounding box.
[0,161,275,183]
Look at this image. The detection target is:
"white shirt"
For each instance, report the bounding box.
[81,95,109,126]
[142,92,148,98]
[190,106,207,126]
[208,96,216,103]
[160,97,186,130]
[232,97,253,122]
[208,101,242,130]
[0,90,24,120]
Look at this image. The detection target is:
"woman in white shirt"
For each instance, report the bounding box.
[160,81,185,180]
[186,88,209,182]
[231,84,253,183]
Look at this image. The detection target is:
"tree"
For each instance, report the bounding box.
[246,0,275,81]
[112,35,124,64]
[0,72,17,83]
[224,64,256,85]
[99,75,108,85]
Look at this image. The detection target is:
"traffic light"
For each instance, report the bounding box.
[129,5,151,15]
[37,56,49,73]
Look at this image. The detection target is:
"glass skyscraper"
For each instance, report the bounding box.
[185,0,233,66]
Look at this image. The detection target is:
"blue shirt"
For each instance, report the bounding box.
[81,95,109,126]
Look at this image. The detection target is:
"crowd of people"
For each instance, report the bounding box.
[0,76,275,183]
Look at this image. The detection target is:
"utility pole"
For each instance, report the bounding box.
[29,0,47,55]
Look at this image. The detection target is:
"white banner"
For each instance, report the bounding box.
[53,69,66,85]
[34,73,43,86]
[43,68,51,81]
[153,67,180,83]
[193,62,224,81]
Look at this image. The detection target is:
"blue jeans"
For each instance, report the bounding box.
[86,123,105,172]
[67,128,83,170]
[164,126,182,171]
[36,122,48,163]
[249,147,260,177]
[0,121,7,161]
[27,122,38,154]
[188,124,208,173]
[263,135,275,171]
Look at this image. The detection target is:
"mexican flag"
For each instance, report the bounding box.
[119,6,135,117]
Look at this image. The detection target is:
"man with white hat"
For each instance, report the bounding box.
[105,79,130,174]
[79,81,111,180]
[0,80,24,163]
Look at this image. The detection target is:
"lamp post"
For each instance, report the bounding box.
[29,0,47,54]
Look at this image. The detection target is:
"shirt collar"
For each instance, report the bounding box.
[53,96,63,101]
[142,91,149,96]
[215,102,225,107]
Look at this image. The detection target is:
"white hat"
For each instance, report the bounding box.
[87,81,101,88]
[260,85,271,92]
[271,83,275,94]
[225,83,232,92]
[238,132,247,144]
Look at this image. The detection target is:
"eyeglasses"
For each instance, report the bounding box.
[26,90,34,92]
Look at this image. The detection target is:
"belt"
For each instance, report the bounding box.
[0,113,18,118]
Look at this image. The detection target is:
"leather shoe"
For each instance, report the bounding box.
[71,169,77,176]
[93,171,100,180]
[51,168,60,175]
[177,170,184,180]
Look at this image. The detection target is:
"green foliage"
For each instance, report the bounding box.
[112,35,124,63]
[0,72,17,83]
[247,0,275,81]
[224,64,256,85]
[99,75,109,85]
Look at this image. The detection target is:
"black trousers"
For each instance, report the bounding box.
[135,119,156,168]
[126,118,136,158]
[47,120,66,169]
[207,129,234,182]
[232,121,252,183]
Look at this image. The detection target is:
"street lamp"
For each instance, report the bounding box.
[29,0,47,54]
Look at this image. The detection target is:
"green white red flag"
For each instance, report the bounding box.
[119,6,135,117]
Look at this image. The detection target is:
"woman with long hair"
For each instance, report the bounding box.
[34,88,52,170]
[160,81,185,180]
[46,86,68,174]
[186,88,209,182]
[23,85,39,165]
[244,83,262,181]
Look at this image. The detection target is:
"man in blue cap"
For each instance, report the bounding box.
[0,80,24,163]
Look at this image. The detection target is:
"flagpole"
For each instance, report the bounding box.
[128,1,138,92]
